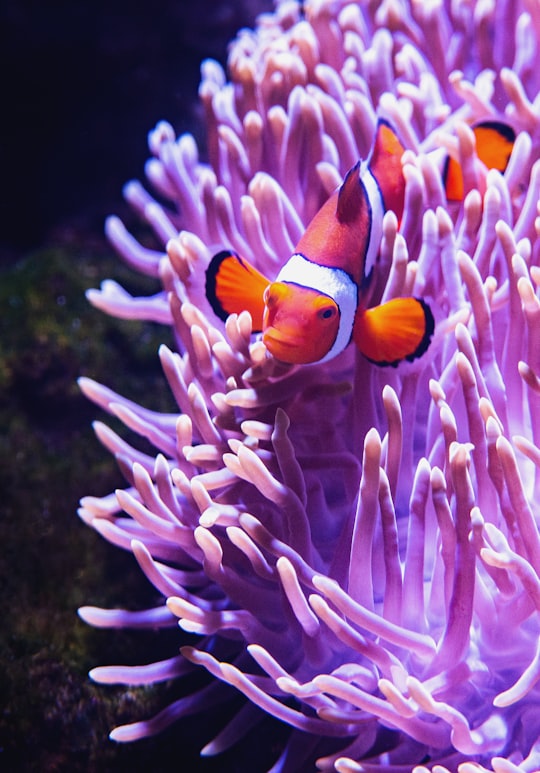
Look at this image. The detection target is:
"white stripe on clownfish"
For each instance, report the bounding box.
[359,164,385,282]
[274,253,358,363]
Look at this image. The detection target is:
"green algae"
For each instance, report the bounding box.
[0,246,193,771]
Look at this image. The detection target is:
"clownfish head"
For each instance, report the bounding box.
[262,281,340,364]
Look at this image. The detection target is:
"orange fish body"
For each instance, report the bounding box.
[206,119,432,366]
[205,118,514,366]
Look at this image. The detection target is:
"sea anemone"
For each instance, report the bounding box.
[78,0,540,770]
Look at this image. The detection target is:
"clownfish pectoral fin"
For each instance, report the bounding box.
[205,250,270,332]
[443,120,516,201]
[353,297,434,367]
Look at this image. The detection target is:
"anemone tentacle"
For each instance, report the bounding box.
[80,1,540,770]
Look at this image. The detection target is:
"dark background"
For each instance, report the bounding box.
[1,0,273,264]
[0,2,296,771]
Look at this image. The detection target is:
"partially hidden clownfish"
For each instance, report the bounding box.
[205,118,515,366]
[443,120,516,201]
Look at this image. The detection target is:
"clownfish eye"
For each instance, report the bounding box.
[317,304,338,322]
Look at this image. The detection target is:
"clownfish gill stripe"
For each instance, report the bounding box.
[275,253,358,362]
[360,165,385,282]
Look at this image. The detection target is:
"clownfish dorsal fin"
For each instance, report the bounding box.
[353,297,434,367]
[367,119,407,220]
[205,250,270,332]
[336,161,363,224]
[294,174,370,277]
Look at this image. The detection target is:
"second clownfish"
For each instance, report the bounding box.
[443,120,516,201]
[205,118,514,366]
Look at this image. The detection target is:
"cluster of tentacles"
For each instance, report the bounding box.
[79,1,540,770]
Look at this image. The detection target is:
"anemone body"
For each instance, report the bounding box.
[79,1,540,770]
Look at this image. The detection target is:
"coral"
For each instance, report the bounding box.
[78,1,540,770]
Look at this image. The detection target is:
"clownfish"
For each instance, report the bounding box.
[206,119,432,366]
[205,118,515,366]
[443,120,516,201]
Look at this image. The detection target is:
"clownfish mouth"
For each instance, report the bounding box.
[262,327,315,364]
[263,327,304,350]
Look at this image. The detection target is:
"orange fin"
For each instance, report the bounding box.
[368,119,406,219]
[473,120,515,173]
[353,297,434,367]
[205,250,270,332]
[444,120,516,201]
[336,161,363,224]
[442,154,464,202]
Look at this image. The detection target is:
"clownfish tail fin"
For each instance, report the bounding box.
[353,296,434,367]
[205,250,270,332]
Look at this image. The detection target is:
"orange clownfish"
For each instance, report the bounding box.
[205,118,514,366]
[443,120,516,201]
